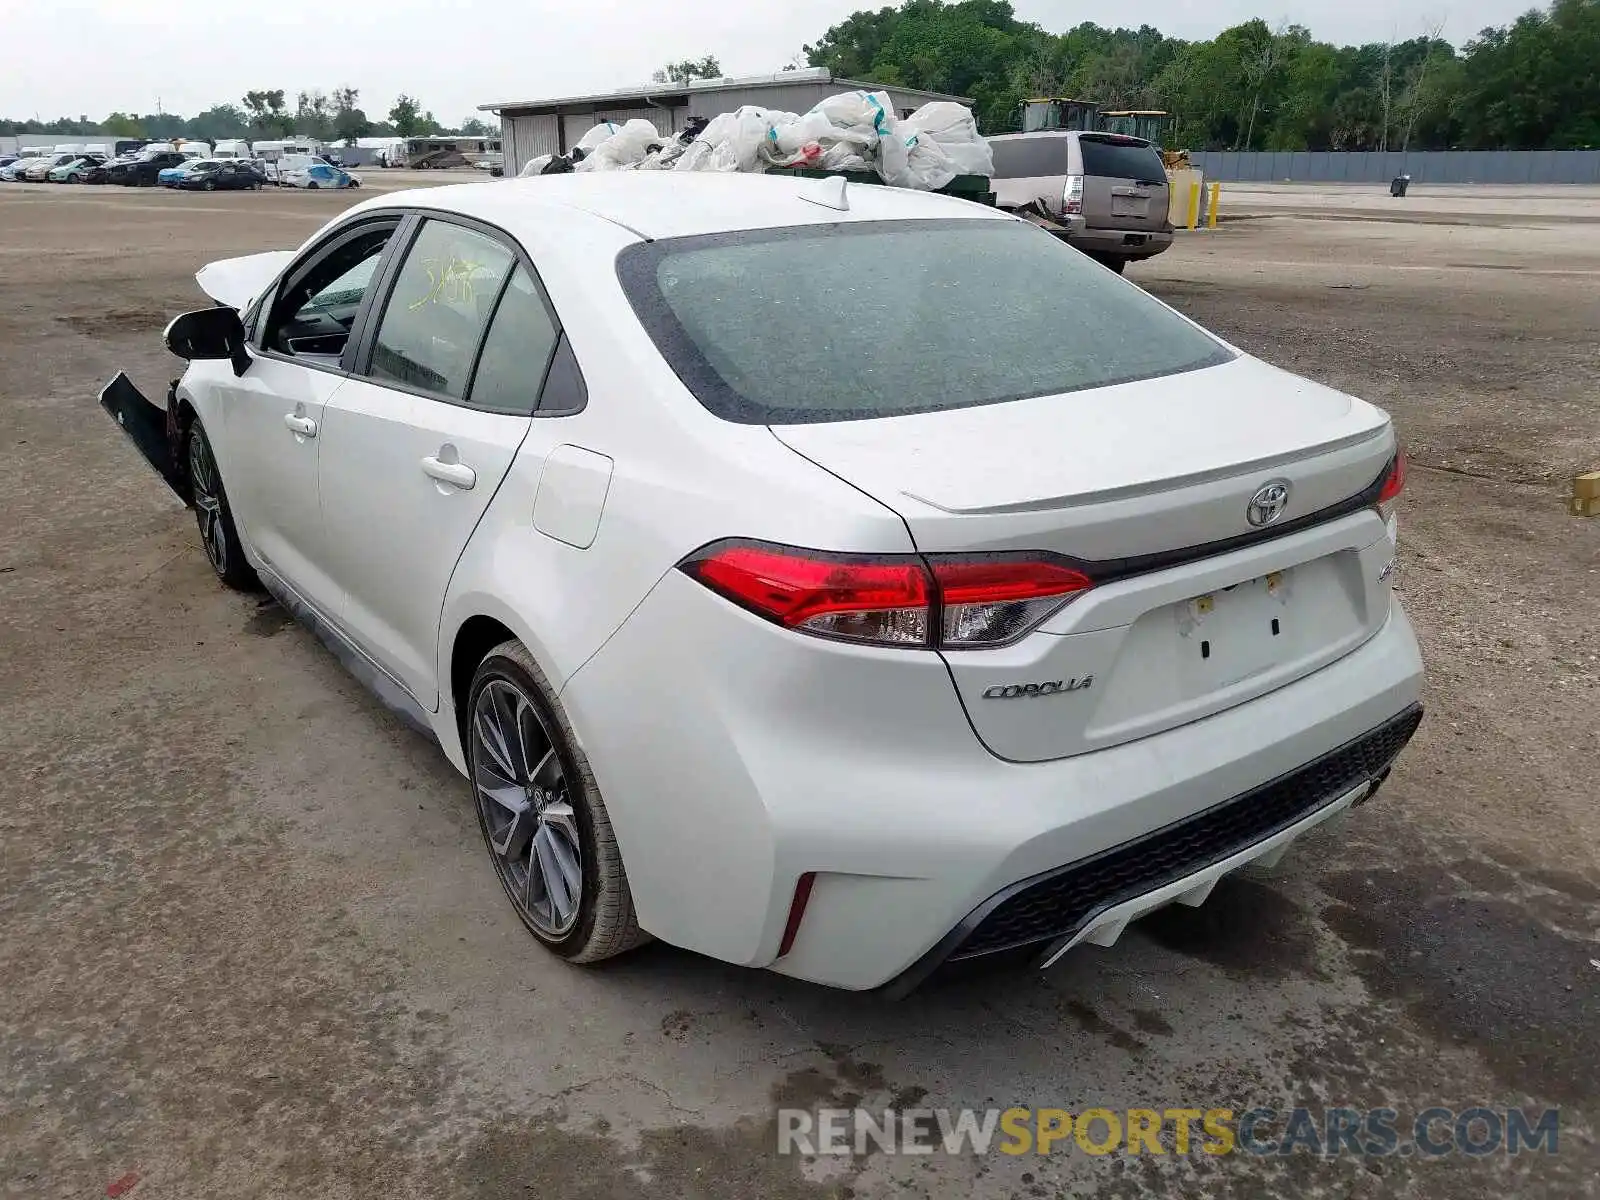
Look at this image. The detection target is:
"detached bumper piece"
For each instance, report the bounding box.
[98,372,187,501]
[889,704,1423,994]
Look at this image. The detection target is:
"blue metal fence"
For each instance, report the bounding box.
[1188,149,1600,184]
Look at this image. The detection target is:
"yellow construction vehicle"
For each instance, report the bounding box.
[1018,100,1190,170]
[1100,110,1190,170]
[1019,98,1102,133]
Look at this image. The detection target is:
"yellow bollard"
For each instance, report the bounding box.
[1186,181,1202,229]
[1207,181,1220,228]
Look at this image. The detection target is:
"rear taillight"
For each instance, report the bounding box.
[1063,174,1084,216]
[931,557,1093,646]
[683,543,930,646]
[1376,451,1406,521]
[680,541,1091,650]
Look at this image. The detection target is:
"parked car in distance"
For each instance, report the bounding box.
[107,150,192,187]
[48,154,108,183]
[281,157,359,189]
[159,159,208,186]
[989,130,1173,273]
[77,158,118,185]
[22,153,78,182]
[0,157,39,182]
[99,173,1421,994]
[172,158,265,191]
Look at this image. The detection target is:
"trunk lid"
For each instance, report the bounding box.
[771,355,1398,762]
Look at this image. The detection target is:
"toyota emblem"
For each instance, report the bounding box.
[1246,480,1292,527]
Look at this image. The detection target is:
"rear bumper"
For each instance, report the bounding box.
[563,570,1425,991]
[1055,220,1173,259]
[880,702,1421,996]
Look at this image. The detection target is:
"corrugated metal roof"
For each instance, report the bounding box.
[480,70,969,114]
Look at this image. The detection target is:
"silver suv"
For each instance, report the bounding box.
[988,131,1173,273]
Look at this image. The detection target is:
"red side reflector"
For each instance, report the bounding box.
[777,871,817,958]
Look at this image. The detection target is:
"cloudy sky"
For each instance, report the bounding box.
[3,0,1531,124]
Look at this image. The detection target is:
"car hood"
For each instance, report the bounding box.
[195,250,296,310]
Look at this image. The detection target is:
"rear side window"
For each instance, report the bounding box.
[1077,136,1166,181]
[618,219,1232,424]
[468,265,559,415]
[368,219,515,399]
[988,137,1072,179]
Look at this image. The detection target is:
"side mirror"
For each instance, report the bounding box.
[164,305,251,377]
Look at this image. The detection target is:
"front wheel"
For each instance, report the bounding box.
[185,419,259,591]
[203,179,216,191]
[306,180,319,190]
[467,640,646,963]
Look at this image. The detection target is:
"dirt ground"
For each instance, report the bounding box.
[1,180,1597,1199]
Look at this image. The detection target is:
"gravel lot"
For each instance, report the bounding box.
[1,180,1597,1199]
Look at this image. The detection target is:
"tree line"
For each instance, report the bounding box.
[8,3,1596,153]
[803,0,1599,149]
[0,89,495,143]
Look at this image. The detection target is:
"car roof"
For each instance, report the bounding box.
[347,172,1012,242]
[988,130,1154,147]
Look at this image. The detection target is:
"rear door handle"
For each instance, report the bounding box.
[283,413,317,437]
[421,455,476,490]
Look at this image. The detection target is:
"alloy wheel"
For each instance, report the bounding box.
[471,679,583,937]
[187,431,229,576]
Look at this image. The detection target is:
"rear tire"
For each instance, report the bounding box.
[183,419,259,592]
[466,639,647,964]
[1089,253,1128,274]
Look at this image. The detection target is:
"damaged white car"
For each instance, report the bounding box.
[99,175,1422,993]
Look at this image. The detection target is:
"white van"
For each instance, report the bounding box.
[212,139,250,159]
[176,140,211,158]
[252,139,316,161]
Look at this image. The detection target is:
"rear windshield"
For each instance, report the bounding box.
[1078,136,1166,181]
[988,136,1072,179]
[617,218,1231,424]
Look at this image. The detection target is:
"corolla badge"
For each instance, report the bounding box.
[982,677,1093,699]
[1246,479,1292,527]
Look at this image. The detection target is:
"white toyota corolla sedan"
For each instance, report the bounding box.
[100,173,1422,993]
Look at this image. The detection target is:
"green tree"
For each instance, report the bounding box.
[1455,0,1600,148]
[243,89,294,137]
[332,88,370,144]
[652,56,723,84]
[296,89,333,141]
[389,93,422,137]
[458,116,493,137]
[187,104,250,139]
[102,112,145,137]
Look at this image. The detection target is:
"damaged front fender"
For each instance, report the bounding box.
[98,372,190,504]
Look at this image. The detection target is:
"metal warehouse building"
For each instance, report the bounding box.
[480,67,970,177]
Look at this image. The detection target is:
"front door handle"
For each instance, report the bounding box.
[421,455,476,490]
[283,413,317,437]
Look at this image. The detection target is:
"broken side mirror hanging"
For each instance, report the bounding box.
[164,306,251,377]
